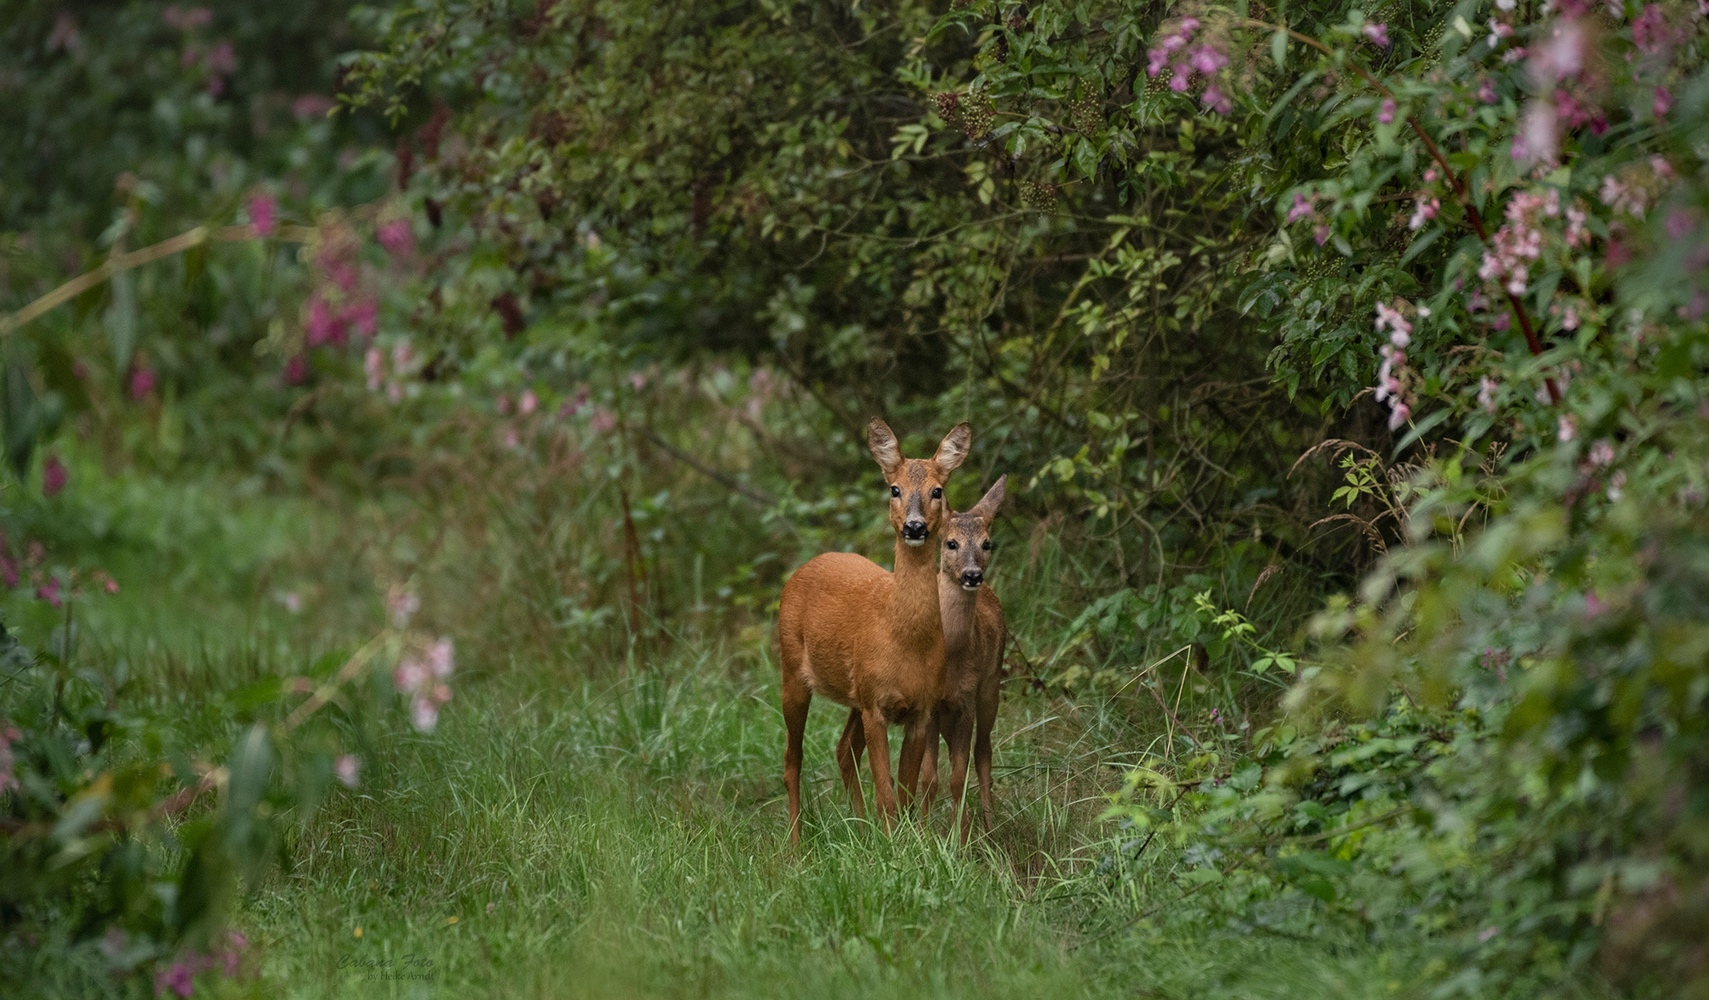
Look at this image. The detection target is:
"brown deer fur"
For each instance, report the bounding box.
[775,419,971,842]
[841,476,1006,841]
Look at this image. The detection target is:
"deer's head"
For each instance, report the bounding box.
[867,418,970,547]
[941,476,1006,590]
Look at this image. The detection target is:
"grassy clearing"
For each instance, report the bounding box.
[11,464,1470,999]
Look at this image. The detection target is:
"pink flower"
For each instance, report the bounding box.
[1409,195,1440,230]
[1200,84,1231,115]
[1375,301,1414,346]
[627,371,648,392]
[395,657,428,694]
[1387,401,1411,430]
[589,407,617,434]
[284,355,308,385]
[519,390,538,415]
[1378,98,1397,124]
[42,455,67,498]
[365,348,384,392]
[1168,66,1192,92]
[1478,78,1498,104]
[104,576,119,595]
[1189,44,1228,75]
[1632,4,1671,55]
[1362,22,1391,47]
[388,586,420,628]
[1588,439,1615,466]
[248,193,276,237]
[0,555,18,589]
[155,960,195,998]
[1287,193,1315,224]
[1479,376,1500,414]
[377,219,415,258]
[428,637,454,679]
[1558,415,1578,442]
[36,577,61,608]
[1529,18,1588,85]
[411,696,439,732]
[129,365,157,401]
[334,755,361,788]
[305,297,343,347]
[1653,86,1672,117]
[1313,225,1330,246]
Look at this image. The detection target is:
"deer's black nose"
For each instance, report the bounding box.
[902,519,929,542]
[961,569,984,588]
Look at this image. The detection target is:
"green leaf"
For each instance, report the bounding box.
[106,268,137,374]
[1271,29,1288,68]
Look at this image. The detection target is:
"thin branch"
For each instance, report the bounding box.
[0,223,314,339]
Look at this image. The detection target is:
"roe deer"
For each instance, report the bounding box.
[840,476,1007,841]
[775,418,971,842]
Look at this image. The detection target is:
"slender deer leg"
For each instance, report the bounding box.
[835,707,866,819]
[947,705,975,843]
[974,674,999,834]
[781,673,812,845]
[919,706,943,820]
[896,709,932,819]
[861,708,898,827]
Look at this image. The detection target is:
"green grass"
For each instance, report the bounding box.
[10,460,1488,1000]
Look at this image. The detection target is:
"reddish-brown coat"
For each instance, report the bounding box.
[775,419,971,842]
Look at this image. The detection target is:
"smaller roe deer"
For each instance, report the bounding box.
[775,419,971,842]
[839,476,1007,841]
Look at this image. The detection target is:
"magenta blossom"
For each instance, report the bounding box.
[334,754,360,789]
[1653,86,1672,117]
[42,455,67,498]
[129,365,157,400]
[1362,22,1390,47]
[1287,192,1315,224]
[248,192,276,237]
[1378,98,1397,124]
[377,218,415,258]
[284,355,308,385]
[1200,84,1232,115]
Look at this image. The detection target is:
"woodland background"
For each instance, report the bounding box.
[2,1,1707,997]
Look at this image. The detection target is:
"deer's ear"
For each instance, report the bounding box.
[933,422,972,475]
[867,418,903,475]
[969,474,1007,520]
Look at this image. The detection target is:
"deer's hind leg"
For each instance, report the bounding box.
[780,645,813,845]
[835,707,867,819]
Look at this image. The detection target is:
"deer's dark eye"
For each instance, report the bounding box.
[891,485,901,498]
[931,487,943,499]
[946,540,959,550]
[982,539,992,550]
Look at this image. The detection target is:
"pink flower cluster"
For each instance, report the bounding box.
[1409,194,1441,230]
[1362,22,1391,47]
[304,229,379,349]
[248,193,276,237]
[1146,18,1233,114]
[1373,301,1420,429]
[152,931,248,998]
[1284,192,1331,245]
[1514,17,1606,165]
[394,638,454,733]
[365,341,418,402]
[1479,188,1560,295]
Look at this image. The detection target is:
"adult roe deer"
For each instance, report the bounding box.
[775,418,971,843]
[839,476,1007,841]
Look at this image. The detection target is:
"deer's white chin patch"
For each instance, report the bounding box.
[904,538,926,547]
[961,583,981,592]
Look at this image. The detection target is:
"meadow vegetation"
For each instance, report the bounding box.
[4,0,1708,997]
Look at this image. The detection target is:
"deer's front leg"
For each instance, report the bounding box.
[861,708,897,828]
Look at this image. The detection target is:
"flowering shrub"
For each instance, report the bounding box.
[0,584,457,994]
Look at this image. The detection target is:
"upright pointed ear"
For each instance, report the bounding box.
[933,422,972,475]
[969,474,1007,520]
[867,417,903,476]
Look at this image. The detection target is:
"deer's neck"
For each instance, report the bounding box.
[889,536,942,649]
[938,573,979,657]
